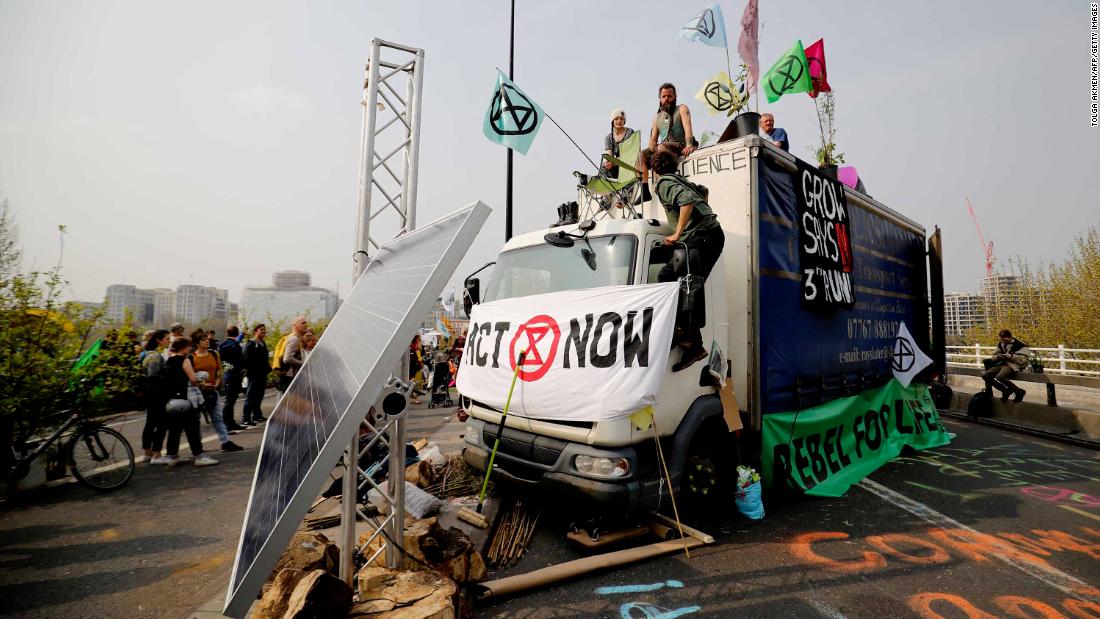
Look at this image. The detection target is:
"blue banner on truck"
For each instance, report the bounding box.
[757,156,928,414]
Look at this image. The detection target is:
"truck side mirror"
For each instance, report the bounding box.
[463,279,480,316]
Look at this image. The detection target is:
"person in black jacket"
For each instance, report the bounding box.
[241,324,271,425]
[218,325,246,430]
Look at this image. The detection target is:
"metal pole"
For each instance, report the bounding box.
[405,49,425,232]
[357,42,383,269]
[505,0,514,241]
[386,414,407,568]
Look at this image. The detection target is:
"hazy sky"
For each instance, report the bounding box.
[1,0,1097,306]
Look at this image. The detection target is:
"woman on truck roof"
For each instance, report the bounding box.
[646,146,725,372]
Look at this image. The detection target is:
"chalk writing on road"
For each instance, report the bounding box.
[594,580,701,619]
[789,526,1100,573]
[896,444,1100,487]
[908,589,1100,619]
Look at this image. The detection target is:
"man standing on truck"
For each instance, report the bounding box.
[982,329,1031,402]
[641,83,697,194]
[760,113,789,151]
[648,147,725,372]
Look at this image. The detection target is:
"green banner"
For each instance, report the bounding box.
[762,379,951,497]
[761,39,812,103]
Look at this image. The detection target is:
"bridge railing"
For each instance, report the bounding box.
[946,345,1100,377]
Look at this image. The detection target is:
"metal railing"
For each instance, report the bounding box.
[946,344,1100,377]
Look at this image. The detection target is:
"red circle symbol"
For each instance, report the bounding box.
[508,315,561,382]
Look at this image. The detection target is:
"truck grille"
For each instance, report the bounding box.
[482,424,566,467]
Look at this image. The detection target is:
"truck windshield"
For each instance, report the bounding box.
[482,235,636,302]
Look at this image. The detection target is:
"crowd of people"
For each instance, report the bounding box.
[135,316,319,468]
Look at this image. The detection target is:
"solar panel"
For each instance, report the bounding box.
[223,202,490,617]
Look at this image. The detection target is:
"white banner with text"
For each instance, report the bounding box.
[456,283,679,422]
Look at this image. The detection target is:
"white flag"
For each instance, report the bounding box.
[442,286,455,314]
[892,322,933,387]
[677,3,728,48]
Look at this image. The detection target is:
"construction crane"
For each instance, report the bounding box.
[965,196,995,281]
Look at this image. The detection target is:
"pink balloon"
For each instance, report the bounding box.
[838,166,859,189]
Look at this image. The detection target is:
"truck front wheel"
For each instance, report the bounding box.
[681,430,732,514]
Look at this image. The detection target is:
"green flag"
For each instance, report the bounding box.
[761,40,812,103]
[482,70,544,155]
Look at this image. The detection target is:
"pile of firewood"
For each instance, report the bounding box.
[421,456,489,499]
[486,499,540,568]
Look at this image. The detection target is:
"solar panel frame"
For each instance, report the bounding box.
[223,202,490,617]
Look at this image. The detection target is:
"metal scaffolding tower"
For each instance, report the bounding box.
[343,38,426,584]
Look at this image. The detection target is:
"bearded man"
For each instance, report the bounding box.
[642,83,696,188]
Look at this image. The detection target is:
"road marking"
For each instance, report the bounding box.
[858,478,1095,603]
[903,480,981,501]
[1059,504,1100,523]
[809,599,849,619]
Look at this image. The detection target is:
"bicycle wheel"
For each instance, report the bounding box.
[69,426,135,491]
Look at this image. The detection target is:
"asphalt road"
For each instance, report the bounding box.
[480,420,1100,618]
[2,402,1098,619]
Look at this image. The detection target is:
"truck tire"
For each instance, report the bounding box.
[681,427,732,515]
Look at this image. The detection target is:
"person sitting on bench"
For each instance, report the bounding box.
[982,329,1031,402]
[647,147,725,372]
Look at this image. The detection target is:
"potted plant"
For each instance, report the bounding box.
[811,91,844,178]
[725,64,758,138]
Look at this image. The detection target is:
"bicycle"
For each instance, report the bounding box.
[4,409,135,492]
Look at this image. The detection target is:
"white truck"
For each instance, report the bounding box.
[458,135,945,515]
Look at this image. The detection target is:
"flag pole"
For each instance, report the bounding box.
[505,0,515,241]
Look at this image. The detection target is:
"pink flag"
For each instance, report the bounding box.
[737,0,759,93]
[805,38,832,98]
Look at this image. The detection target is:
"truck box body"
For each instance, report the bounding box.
[459,135,933,514]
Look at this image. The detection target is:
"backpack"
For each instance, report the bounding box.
[967,390,993,418]
[271,335,289,374]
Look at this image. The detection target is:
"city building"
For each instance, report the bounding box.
[944,292,985,337]
[104,283,229,327]
[980,274,1023,311]
[104,284,154,324]
[152,288,176,325]
[175,285,229,325]
[238,270,339,326]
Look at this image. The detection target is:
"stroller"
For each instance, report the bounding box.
[426,355,454,409]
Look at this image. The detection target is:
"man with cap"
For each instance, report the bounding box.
[602,108,636,179]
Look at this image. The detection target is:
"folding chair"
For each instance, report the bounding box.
[582,131,643,219]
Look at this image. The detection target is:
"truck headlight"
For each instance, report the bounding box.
[464,424,479,446]
[573,455,630,478]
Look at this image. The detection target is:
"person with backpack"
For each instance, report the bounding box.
[190,330,243,452]
[139,329,170,462]
[274,316,307,393]
[646,145,725,372]
[241,323,270,425]
[154,337,219,467]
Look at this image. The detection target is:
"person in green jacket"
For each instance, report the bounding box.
[648,147,725,372]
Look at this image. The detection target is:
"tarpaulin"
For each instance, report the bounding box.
[757,155,928,414]
[456,283,678,422]
[762,378,951,497]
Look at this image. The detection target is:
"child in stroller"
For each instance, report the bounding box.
[427,352,454,408]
